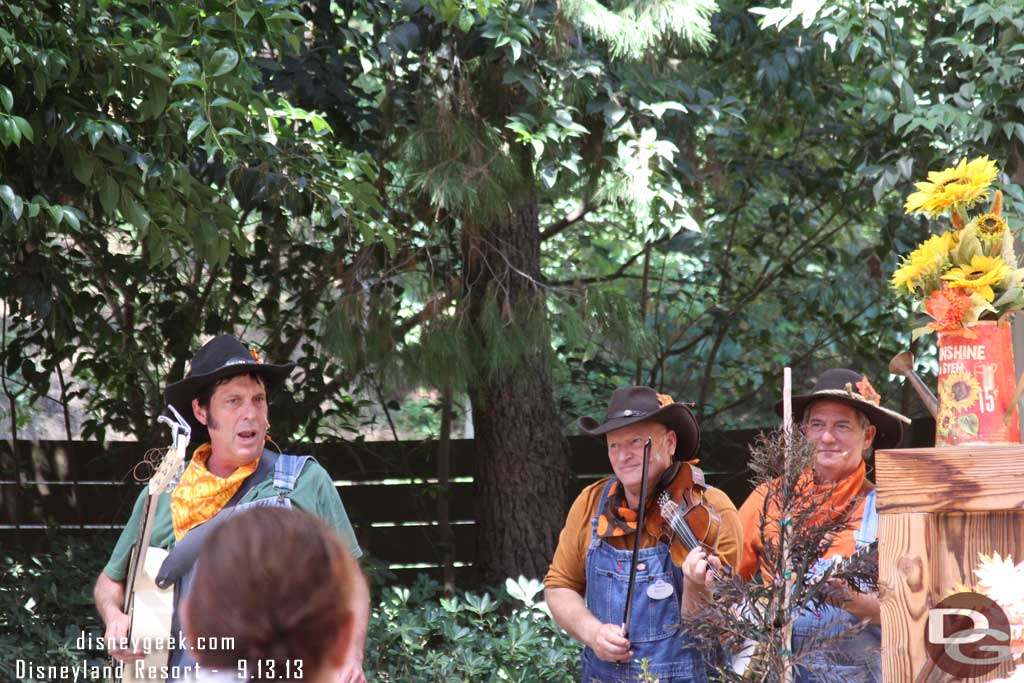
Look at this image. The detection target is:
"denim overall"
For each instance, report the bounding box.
[580,478,710,683]
[166,454,312,679]
[792,488,880,683]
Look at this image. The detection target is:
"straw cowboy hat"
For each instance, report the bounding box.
[578,386,700,460]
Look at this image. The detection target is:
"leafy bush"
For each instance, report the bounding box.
[0,537,110,682]
[366,575,579,682]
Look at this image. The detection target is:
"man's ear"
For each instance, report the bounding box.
[192,398,208,426]
[863,423,877,448]
[664,428,677,454]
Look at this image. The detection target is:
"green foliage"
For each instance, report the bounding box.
[367,575,579,682]
[0,0,380,442]
[561,0,717,58]
[0,537,110,682]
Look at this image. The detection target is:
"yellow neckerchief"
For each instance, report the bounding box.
[170,442,260,541]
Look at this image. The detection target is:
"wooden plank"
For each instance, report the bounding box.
[1,480,480,526]
[357,524,476,564]
[879,512,934,682]
[876,446,1024,513]
[386,565,480,588]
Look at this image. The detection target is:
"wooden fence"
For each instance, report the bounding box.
[0,419,934,585]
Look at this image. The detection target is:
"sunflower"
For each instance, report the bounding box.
[891,231,955,293]
[936,410,956,439]
[941,254,1011,301]
[976,212,1008,239]
[939,371,981,412]
[904,156,999,217]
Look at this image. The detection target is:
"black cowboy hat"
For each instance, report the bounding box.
[164,334,295,438]
[773,368,911,449]
[577,386,700,460]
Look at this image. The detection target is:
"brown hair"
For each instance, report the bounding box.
[194,371,266,408]
[183,506,359,680]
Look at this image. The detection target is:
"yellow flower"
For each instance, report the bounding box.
[976,213,1008,239]
[904,156,999,217]
[939,372,981,412]
[941,254,1010,301]
[891,231,955,293]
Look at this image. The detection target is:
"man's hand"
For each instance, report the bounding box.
[94,572,145,663]
[335,662,366,683]
[102,610,146,663]
[823,578,881,624]
[681,547,722,590]
[588,622,632,663]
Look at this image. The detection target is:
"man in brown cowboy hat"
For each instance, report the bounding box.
[92,334,370,682]
[544,386,743,683]
[737,367,911,683]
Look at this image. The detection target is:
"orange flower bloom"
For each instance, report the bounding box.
[856,376,881,406]
[925,287,973,332]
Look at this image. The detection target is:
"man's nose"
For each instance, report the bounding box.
[240,399,259,419]
[819,428,837,443]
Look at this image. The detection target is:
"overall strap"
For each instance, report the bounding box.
[854,488,878,547]
[156,450,278,589]
[273,454,313,493]
[590,477,619,543]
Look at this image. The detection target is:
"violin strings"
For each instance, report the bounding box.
[668,506,723,581]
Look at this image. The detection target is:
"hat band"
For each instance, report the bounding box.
[606,408,653,420]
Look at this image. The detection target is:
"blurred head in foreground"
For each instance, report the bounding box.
[183,506,361,682]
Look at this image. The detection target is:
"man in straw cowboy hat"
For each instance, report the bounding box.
[544,386,743,683]
[737,368,911,683]
[93,334,370,682]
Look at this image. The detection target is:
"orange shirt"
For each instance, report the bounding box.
[544,477,743,594]
[737,460,873,582]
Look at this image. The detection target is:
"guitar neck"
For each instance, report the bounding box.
[122,490,162,614]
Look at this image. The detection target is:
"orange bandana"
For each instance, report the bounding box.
[171,443,260,541]
[738,460,870,581]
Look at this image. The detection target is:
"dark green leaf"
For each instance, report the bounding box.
[208,48,240,77]
[0,85,11,112]
[187,118,209,142]
[13,116,33,143]
[99,175,119,216]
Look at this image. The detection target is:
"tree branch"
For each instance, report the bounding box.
[539,200,599,241]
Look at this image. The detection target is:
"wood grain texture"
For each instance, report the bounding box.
[876,446,1024,513]
[878,449,1024,681]
[879,512,934,682]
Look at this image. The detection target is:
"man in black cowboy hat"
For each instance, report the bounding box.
[544,386,743,683]
[92,334,370,683]
[737,367,911,683]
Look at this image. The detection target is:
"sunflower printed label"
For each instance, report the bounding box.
[935,321,1020,446]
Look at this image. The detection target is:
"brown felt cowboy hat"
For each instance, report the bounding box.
[578,386,700,460]
[773,368,911,449]
[164,334,295,438]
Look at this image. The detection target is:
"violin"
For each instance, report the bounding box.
[651,461,732,580]
[621,448,732,638]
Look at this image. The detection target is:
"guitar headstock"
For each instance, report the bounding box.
[149,405,191,497]
[148,447,184,496]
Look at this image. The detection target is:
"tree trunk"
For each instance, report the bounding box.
[462,193,571,583]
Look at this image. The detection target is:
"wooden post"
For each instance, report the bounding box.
[876,444,1024,681]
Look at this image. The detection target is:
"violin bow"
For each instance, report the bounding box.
[621,437,652,639]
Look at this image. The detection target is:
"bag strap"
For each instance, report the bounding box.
[155,450,278,588]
